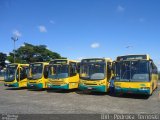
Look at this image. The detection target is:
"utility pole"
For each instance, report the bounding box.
[11,36,18,63]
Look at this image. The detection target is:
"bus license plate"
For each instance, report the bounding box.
[88,87,92,90]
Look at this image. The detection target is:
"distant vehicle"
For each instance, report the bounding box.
[79,58,113,92]
[4,63,29,88]
[27,62,49,89]
[47,59,79,90]
[114,54,158,96]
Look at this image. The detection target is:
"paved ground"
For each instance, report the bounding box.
[0,81,160,115]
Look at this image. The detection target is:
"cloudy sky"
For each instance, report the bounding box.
[0,0,160,68]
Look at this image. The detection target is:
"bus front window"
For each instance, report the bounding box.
[5,65,17,82]
[130,61,149,82]
[115,61,149,82]
[115,61,130,81]
[48,65,69,79]
[28,63,43,80]
[80,63,105,80]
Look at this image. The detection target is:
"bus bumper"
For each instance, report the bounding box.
[27,83,43,89]
[4,82,19,87]
[47,84,69,90]
[78,84,106,92]
[115,88,150,95]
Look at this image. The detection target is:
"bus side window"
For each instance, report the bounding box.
[151,62,158,74]
[25,66,29,76]
[77,63,80,74]
[16,68,20,81]
[44,65,49,79]
[107,62,112,79]
[70,62,77,77]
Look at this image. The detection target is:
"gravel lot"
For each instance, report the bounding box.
[0,81,160,119]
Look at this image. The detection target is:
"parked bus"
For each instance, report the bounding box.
[4,63,29,88]
[114,54,158,96]
[79,58,113,92]
[27,62,49,89]
[47,59,79,90]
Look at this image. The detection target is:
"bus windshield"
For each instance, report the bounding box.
[80,63,105,80]
[28,63,43,80]
[48,65,69,79]
[5,65,18,82]
[115,60,150,82]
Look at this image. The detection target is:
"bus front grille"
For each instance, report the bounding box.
[84,83,97,86]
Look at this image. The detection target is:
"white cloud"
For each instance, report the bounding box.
[46,47,50,50]
[4,52,10,56]
[21,44,25,47]
[38,25,47,33]
[157,61,160,66]
[91,43,100,48]
[117,5,125,12]
[50,20,55,24]
[155,61,160,71]
[12,30,22,37]
[77,57,83,61]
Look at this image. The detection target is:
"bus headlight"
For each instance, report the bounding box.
[99,81,105,85]
[115,86,121,89]
[80,81,84,84]
[47,83,51,86]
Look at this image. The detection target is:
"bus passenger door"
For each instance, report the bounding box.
[19,67,28,87]
[16,68,20,83]
[69,62,79,88]
[43,65,49,88]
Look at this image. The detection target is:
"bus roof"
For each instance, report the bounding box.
[81,58,112,63]
[29,62,49,65]
[116,54,151,61]
[49,59,78,64]
[8,63,29,67]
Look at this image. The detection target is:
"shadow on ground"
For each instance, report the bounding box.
[76,90,108,96]
[5,87,26,90]
[27,88,46,92]
[114,93,150,99]
[46,88,79,93]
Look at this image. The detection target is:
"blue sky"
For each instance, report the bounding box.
[0,0,160,67]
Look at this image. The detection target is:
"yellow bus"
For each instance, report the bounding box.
[47,59,79,90]
[114,54,158,96]
[4,63,29,88]
[27,62,49,89]
[79,58,113,92]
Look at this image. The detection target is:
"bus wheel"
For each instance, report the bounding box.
[115,92,122,97]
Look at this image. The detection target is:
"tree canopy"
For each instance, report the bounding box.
[0,52,7,69]
[7,43,62,63]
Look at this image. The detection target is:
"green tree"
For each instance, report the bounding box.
[0,52,7,69]
[7,43,62,63]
